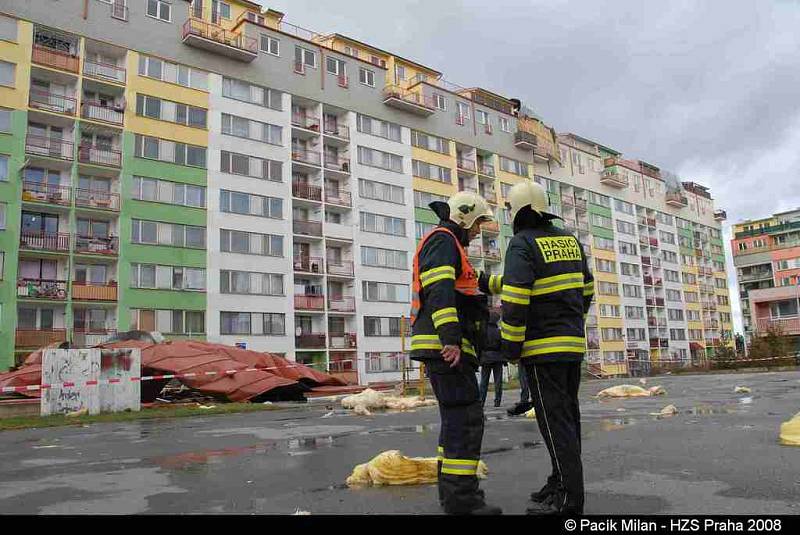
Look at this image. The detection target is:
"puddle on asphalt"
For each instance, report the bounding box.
[358,423,437,435]
[483,441,542,455]
[739,397,753,404]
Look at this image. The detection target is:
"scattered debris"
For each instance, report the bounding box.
[262,401,273,405]
[616,408,627,412]
[525,407,536,419]
[346,450,488,487]
[292,508,311,515]
[734,386,752,394]
[650,404,678,417]
[341,388,437,416]
[596,385,666,398]
[779,412,800,446]
[321,411,334,419]
[66,408,89,418]
[198,405,216,410]
[639,378,648,386]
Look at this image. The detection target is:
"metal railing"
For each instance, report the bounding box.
[479,162,495,176]
[457,158,477,172]
[323,154,351,173]
[293,256,324,273]
[15,329,68,348]
[73,329,118,348]
[81,100,124,125]
[75,189,120,211]
[324,188,352,207]
[291,148,322,166]
[323,122,350,139]
[293,219,323,236]
[83,58,126,83]
[514,130,537,147]
[295,294,325,310]
[292,113,321,131]
[21,181,71,205]
[292,181,322,201]
[326,260,354,277]
[25,134,74,160]
[72,282,118,301]
[329,332,357,349]
[75,235,119,255]
[382,85,436,110]
[181,18,258,54]
[295,333,327,348]
[32,45,79,73]
[19,231,70,252]
[17,278,68,300]
[29,89,77,115]
[328,297,356,312]
[78,144,122,167]
[756,317,800,333]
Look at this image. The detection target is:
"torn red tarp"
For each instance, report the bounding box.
[0,340,355,403]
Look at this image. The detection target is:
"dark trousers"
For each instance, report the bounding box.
[479,362,504,405]
[519,363,531,403]
[426,359,486,514]
[524,360,583,513]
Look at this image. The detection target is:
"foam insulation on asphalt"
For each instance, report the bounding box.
[596,385,666,398]
[779,412,800,446]
[651,404,678,417]
[734,386,752,394]
[341,388,437,415]
[525,407,536,419]
[346,450,488,487]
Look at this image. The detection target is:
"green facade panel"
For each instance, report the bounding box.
[591,226,614,240]
[414,207,438,225]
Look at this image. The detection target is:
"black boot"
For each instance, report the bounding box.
[530,476,558,502]
[507,401,534,416]
[466,503,503,515]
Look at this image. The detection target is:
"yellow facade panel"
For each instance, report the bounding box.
[413,177,456,196]
[598,317,624,329]
[0,20,32,109]
[412,147,454,169]
[593,248,617,261]
[126,115,208,146]
[600,341,625,352]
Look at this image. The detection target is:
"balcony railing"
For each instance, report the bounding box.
[291,148,322,166]
[78,144,122,167]
[32,45,79,73]
[73,329,118,348]
[293,219,323,237]
[293,256,324,273]
[296,333,327,349]
[25,135,74,160]
[738,270,773,282]
[75,189,120,211]
[74,235,119,255]
[295,294,325,310]
[328,297,356,312]
[484,248,502,261]
[29,89,77,115]
[457,158,477,172]
[72,282,118,301]
[382,85,436,115]
[478,162,495,176]
[81,101,124,125]
[324,188,352,207]
[83,58,126,83]
[19,231,70,252]
[666,191,688,207]
[482,221,500,234]
[323,122,349,139]
[17,278,68,300]
[756,317,800,334]
[514,130,537,149]
[326,260,354,277]
[649,338,670,349]
[600,171,629,188]
[329,332,357,349]
[292,181,322,201]
[181,18,258,60]
[21,181,71,206]
[292,113,320,131]
[324,154,351,173]
[16,329,68,348]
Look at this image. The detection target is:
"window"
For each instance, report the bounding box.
[0,154,8,181]
[618,240,637,255]
[499,116,510,133]
[357,115,401,142]
[366,352,407,373]
[411,131,450,155]
[614,199,634,215]
[220,150,282,182]
[294,46,316,68]
[357,146,403,172]
[668,309,685,321]
[0,60,13,87]
[363,281,409,302]
[589,191,611,208]
[664,269,680,283]
[684,291,698,303]
[597,282,619,296]
[601,328,623,341]
[132,176,206,208]
[134,135,206,168]
[220,270,283,296]
[138,54,208,90]
[260,34,280,56]
[359,67,375,87]
[659,230,676,245]
[414,190,447,208]
[359,178,404,204]
[361,246,407,270]
[220,190,282,219]
[222,77,282,111]
[662,250,678,264]
[220,229,283,257]
[433,93,446,111]
[456,101,470,121]
[686,310,701,321]
[599,304,620,317]
[360,212,406,236]
[620,262,640,277]
[625,306,645,320]
[591,214,612,228]
[131,309,204,334]
[682,272,697,285]
[326,57,346,76]
[622,284,642,298]
[475,109,490,125]
[220,312,285,335]
[0,108,10,132]
[499,156,528,177]
[616,220,636,235]
[131,220,206,249]
[715,278,727,289]
[627,328,646,341]
[135,94,207,128]
[670,329,687,341]
[412,159,451,183]
[595,259,616,273]
[221,113,282,145]
[415,221,435,239]
[146,0,172,22]
[657,212,674,226]
[131,263,206,291]
[364,316,402,337]
[717,295,730,306]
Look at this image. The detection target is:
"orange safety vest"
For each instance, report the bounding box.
[409,227,479,325]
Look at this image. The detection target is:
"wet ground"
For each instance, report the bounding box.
[0,370,798,514]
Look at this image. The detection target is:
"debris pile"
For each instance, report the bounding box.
[346,450,488,487]
[779,412,800,446]
[341,388,437,416]
[596,384,666,398]
[650,404,678,417]
[734,386,752,394]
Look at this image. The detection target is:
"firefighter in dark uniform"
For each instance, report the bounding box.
[499,180,594,515]
[409,191,501,516]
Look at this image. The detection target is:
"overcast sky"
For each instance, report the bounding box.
[267,0,800,333]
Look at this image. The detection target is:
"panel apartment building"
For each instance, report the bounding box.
[0,0,732,382]
[731,209,800,350]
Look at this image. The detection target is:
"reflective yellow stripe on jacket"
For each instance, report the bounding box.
[583,280,595,297]
[441,457,479,476]
[410,335,477,357]
[488,274,503,295]
[530,272,585,297]
[521,336,586,358]
[419,265,456,288]
[431,307,459,329]
[500,320,526,342]
[501,284,532,305]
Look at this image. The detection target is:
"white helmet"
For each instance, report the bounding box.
[506,180,558,223]
[445,191,494,228]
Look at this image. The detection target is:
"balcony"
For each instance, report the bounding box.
[25,135,74,161]
[32,45,79,73]
[484,248,502,261]
[467,245,483,258]
[645,297,665,307]
[181,18,257,61]
[649,338,670,349]
[324,188,352,207]
[666,191,688,208]
[21,181,71,206]
[323,122,349,140]
[19,231,70,253]
[75,235,118,256]
[293,256,324,274]
[292,113,321,131]
[72,282,118,301]
[295,294,325,311]
[326,260,354,277]
[482,221,500,235]
[478,162,495,177]
[293,219,323,237]
[600,170,629,188]
[29,89,77,115]
[702,301,718,311]
[739,270,773,282]
[382,85,435,116]
[514,130,537,150]
[328,297,356,313]
[756,317,800,335]
[296,333,327,349]
[457,158,477,172]
[323,154,351,174]
[78,144,122,167]
[83,58,126,84]
[17,279,68,300]
[292,181,322,202]
[16,329,67,348]
[291,149,322,167]
[329,333,358,349]
[75,189,120,211]
[650,238,659,247]
[73,329,118,348]
[81,101,124,126]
